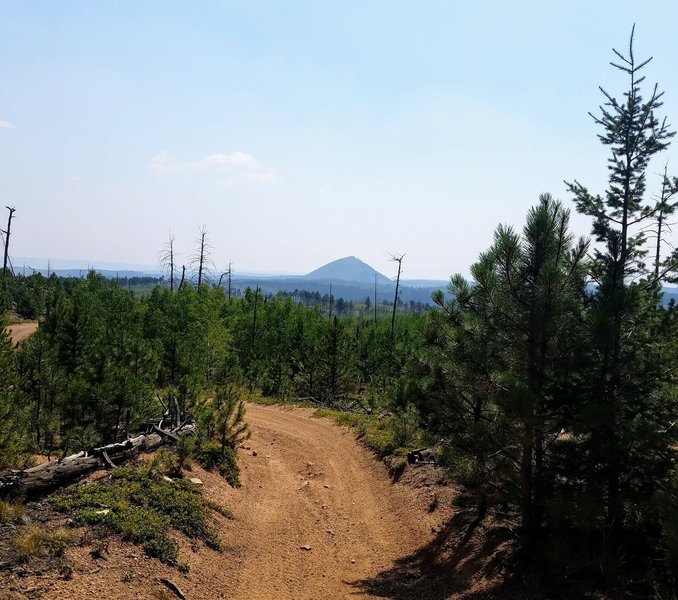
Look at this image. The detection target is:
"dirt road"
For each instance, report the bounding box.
[6,402,453,599]
[5,322,38,344]
[223,402,446,599]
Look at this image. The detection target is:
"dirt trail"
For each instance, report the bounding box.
[6,322,38,344]
[4,402,453,599]
[224,402,444,599]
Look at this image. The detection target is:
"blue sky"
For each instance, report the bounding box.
[1,1,678,279]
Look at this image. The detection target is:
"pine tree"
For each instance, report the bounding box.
[426,195,588,540]
[0,316,28,468]
[567,27,678,530]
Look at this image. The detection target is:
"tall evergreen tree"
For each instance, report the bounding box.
[0,316,28,468]
[567,27,678,530]
[425,195,588,541]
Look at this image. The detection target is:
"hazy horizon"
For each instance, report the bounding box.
[2,2,678,280]
[9,253,452,283]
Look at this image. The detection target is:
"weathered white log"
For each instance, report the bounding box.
[0,422,196,498]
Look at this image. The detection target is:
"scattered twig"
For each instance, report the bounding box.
[160,578,187,600]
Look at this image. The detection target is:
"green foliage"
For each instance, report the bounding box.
[0,315,30,468]
[175,434,196,472]
[194,441,241,487]
[315,408,424,456]
[561,32,678,575]
[52,465,222,565]
[222,288,424,407]
[204,498,234,519]
[389,404,421,450]
[421,195,588,532]
[1,262,427,471]
[656,469,678,581]
[12,273,49,320]
[10,525,75,562]
[196,385,250,452]
[14,273,160,450]
[155,434,197,476]
[46,529,76,557]
[191,386,248,486]
[413,31,678,593]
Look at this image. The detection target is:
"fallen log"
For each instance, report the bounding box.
[0,422,196,498]
[152,424,179,442]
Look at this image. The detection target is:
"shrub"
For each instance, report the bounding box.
[47,529,75,556]
[195,386,251,449]
[389,404,421,450]
[175,434,195,472]
[194,441,241,487]
[11,525,77,562]
[52,464,222,565]
[314,408,424,456]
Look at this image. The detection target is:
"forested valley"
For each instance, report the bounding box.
[2,30,678,600]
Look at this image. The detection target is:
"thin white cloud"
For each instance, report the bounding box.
[148,150,277,185]
[0,120,14,130]
[203,152,260,169]
[148,151,178,175]
[216,171,278,187]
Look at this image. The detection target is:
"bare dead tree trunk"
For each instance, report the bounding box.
[251,286,260,348]
[158,234,176,291]
[389,253,405,338]
[2,206,16,277]
[197,230,206,288]
[227,260,232,301]
[217,261,233,299]
[374,273,377,324]
[191,227,212,289]
[329,282,333,319]
[654,166,678,278]
[179,265,186,288]
[169,239,175,291]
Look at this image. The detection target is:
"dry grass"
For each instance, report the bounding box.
[0,499,25,524]
[11,525,77,562]
[13,525,47,561]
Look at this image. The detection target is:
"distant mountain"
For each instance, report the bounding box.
[304,256,391,285]
[47,269,160,279]
[12,256,160,274]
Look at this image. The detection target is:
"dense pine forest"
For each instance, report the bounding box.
[2,29,678,598]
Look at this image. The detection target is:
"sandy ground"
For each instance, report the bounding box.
[2,402,454,600]
[6,322,38,345]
